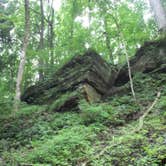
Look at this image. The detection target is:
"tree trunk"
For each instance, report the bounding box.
[149,0,166,32]
[14,0,30,109]
[47,0,55,66]
[38,0,45,81]
[109,13,137,102]
[50,6,54,65]
[69,0,76,52]
[103,16,113,62]
[88,0,91,45]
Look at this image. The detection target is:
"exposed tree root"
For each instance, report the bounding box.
[134,91,161,132]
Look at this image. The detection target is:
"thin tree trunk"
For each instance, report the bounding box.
[110,13,137,103]
[149,0,166,32]
[88,0,91,45]
[14,0,30,110]
[39,0,45,81]
[69,0,75,52]
[103,16,113,62]
[47,0,55,66]
[70,0,75,39]
[135,91,161,132]
[88,0,91,27]
[50,5,54,65]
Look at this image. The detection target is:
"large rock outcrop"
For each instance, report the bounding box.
[21,50,114,109]
[115,39,166,86]
[21,38,166,111]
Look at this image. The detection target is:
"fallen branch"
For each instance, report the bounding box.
[81,91,161,166]
[134,91,161,132]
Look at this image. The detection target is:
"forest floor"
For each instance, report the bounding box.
[0,72,166,166]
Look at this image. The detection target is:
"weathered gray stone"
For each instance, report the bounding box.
[21,38,166,111]
[21,50,113,108]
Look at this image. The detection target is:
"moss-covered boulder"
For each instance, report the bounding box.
[22,39,166,111]
[115,38,166,86]
[21,50,114,110]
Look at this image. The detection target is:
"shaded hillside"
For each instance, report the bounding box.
[1,70,166,166]
[0,39,166,166]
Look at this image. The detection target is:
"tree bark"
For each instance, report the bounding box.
[15,0,30,109]
[50,5,54,65]
[38,0,45,81]
[109,13,137,102]
[88,0,91,45]
[149,0,166,32]
[69,0,76,52]
[103,16,113,62]
[47,0,55,66]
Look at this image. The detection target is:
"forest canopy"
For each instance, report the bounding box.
[0,0,164,99]
[0,0,166,165]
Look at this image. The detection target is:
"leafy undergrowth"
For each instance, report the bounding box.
[0,73,166,166]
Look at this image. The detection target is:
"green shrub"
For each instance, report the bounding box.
[158,96,166,110]
[5,126,95,166]
[79,101,108,124]
[0,97,13,118]
[79,100,123,125]
[48,92,78,112]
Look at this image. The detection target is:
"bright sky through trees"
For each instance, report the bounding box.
[52,0,61,11]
